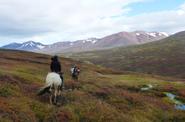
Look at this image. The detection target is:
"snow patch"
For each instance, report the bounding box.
[87,38,98,44]
[160,32,169,37]
[37,45,45,49]
[92,40,97,44]
[70,42,74,46]
[147,32,157,37]
[86,39,92,42]
[136,33,140,36]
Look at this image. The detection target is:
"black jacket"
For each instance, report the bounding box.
[50,61,61,73]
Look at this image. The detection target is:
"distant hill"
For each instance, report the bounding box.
[38,31,168,54]
[1,41,47,51]
[65,31,185,78]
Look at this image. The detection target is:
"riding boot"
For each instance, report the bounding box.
[57,72,64,90]
[60,75,64,90]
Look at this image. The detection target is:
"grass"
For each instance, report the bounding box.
[0,49,185,122]
[0,83,20,97]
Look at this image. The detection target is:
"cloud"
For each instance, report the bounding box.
[97,1,185,35]
[0,0,185,45]
[0,0,144,37]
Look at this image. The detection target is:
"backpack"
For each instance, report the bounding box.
[71,67,74,74]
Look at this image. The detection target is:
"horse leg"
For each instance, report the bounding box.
[49,94,53,104]
[58,87,62,96]
[49,85,54,104]
[57,86,62,100]
[54,89,57,104]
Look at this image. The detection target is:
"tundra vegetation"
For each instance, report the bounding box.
[0,49,185,122]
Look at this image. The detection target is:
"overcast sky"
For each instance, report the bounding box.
[0,0,185,46]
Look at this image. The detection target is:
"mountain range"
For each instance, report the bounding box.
[39,31,168,54]
[65,31,185,78]
[1,41,46,51]
[1,31,168,53]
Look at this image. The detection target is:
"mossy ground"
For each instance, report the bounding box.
[0,49,185,122]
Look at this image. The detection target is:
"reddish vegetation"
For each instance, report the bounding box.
[21,83,41,97]
[121,90,171,110]
[56,110,72,122]
[0,98,37,122]
[163,85,176,92]
[93,87,112,99]
[0,74,41,97]
[121,90,145,105]
[0,75,18,84]
[37,94,50,104]
[178,89,185,97]
[65,80,80,90]
[0,100,18,121]
[0,49,185,121]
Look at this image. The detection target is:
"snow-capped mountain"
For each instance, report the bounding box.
[38,31,168,54]
[38,38,100,54]
[1,41,47,51]
[1,31,169,53]
[95,31,169,48]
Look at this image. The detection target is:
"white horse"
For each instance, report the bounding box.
[38,72,63,104]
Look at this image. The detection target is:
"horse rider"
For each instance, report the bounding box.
[50,55,64,90]
[71,65,80,81]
